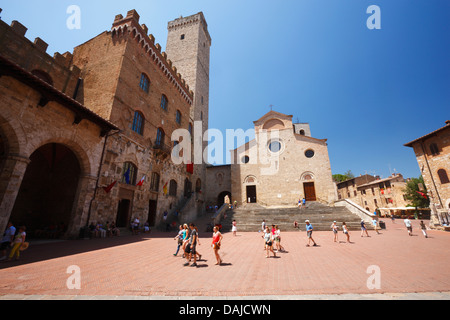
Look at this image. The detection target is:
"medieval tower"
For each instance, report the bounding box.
[166,12,211,199]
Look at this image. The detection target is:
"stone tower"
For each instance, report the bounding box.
[166,12,211,196]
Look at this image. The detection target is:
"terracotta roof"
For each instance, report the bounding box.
[404,121,450,147]
[0,54,119,136]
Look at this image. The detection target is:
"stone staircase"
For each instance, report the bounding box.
[220,202,370,232]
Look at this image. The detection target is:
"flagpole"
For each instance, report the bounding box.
[85,129,121,233]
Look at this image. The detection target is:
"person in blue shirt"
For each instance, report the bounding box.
[305,220,317,247]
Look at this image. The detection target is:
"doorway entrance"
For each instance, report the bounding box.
[10,143,81,239]
[303,182,317,202]
[116,199,131,228]
[148,200,158,227]
[246,185,257,203]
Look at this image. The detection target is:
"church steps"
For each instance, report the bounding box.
[219,202,373,232]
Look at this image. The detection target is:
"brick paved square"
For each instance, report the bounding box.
[0,220,449,299]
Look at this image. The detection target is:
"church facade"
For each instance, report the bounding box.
[228,111,337,207]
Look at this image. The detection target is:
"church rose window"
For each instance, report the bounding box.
[305,149,315,158]
[268,141,282,153]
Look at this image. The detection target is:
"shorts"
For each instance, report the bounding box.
[333,229,338,234]
[265,241,273,247]
[232,226,237,232]
[307,231,313,238]
[185,244,196,255]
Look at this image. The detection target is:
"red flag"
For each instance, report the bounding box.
[416,191,428,199]
[187,162,194,174]
[103,181,117,193]
[136,175,146,187]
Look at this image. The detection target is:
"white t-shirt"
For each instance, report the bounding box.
[404,219,412,227]
[14,232,26,244]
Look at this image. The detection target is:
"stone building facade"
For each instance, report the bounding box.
[405,121,450,227]
[0,9,211,237]
[230,111,337,207]
[0,19,118,237]
[338,174,412,216]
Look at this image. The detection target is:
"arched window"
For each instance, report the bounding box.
[122,162,137,185]
[196,179,202,192]
[150,172,160,192]
[430,143,439,156]
[132,111,144,135]
[438,169,449,184]
[160,94,168,111]
[169,180,177,196]
[156,128,165,147]
[139,73,150,93]
[176,110,182,125]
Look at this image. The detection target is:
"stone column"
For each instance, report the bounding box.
[65,174,98,238]
[0,154,30,233]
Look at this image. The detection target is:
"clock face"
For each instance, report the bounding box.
[305,149,315,158]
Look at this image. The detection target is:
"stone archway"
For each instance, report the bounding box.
[217,191,232,208]
[10,143,82,239]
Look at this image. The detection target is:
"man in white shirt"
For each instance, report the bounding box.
[404,218,413,236]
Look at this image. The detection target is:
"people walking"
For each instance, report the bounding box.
[342,222,351,243]
[262,226,276,258]
[0,221,16,261]
[274,225,285,252]
[419,221,428,238]
[183,223,198,267]
[404,218,413,236]
[361,220,370,237]
[231,220,237,237]
[174,225,184,256]
[7,226,26,261]
[212,226,223,265]
[305,220,317,247]
[372,218,380,235]
[331,221,339,242]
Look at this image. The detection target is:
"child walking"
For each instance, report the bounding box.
[8,226,26,261]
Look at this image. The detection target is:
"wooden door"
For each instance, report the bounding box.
[303,182,317,201]
[246,185,257,203]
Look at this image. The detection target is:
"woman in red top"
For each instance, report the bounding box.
[211,226,223,265]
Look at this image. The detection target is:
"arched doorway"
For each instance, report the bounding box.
[217,191,232,207]
[10,143,81,239]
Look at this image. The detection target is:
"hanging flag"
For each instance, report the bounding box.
[103,181,117,193]
[381,189,384,195]
[124,167,131,184]
[416,191,428,199]
[136,175,146,187]
[187,162,194,174]
[163,181,168,195]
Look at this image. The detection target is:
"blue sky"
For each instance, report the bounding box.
[1,0,449,179]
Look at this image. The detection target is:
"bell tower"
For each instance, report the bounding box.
[166,12,211,192]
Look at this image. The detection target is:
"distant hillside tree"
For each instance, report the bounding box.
[333,170,355,183]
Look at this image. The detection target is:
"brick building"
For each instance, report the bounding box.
[405,120,450,227]
[0,19,118,237]
[0,9,212,238]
